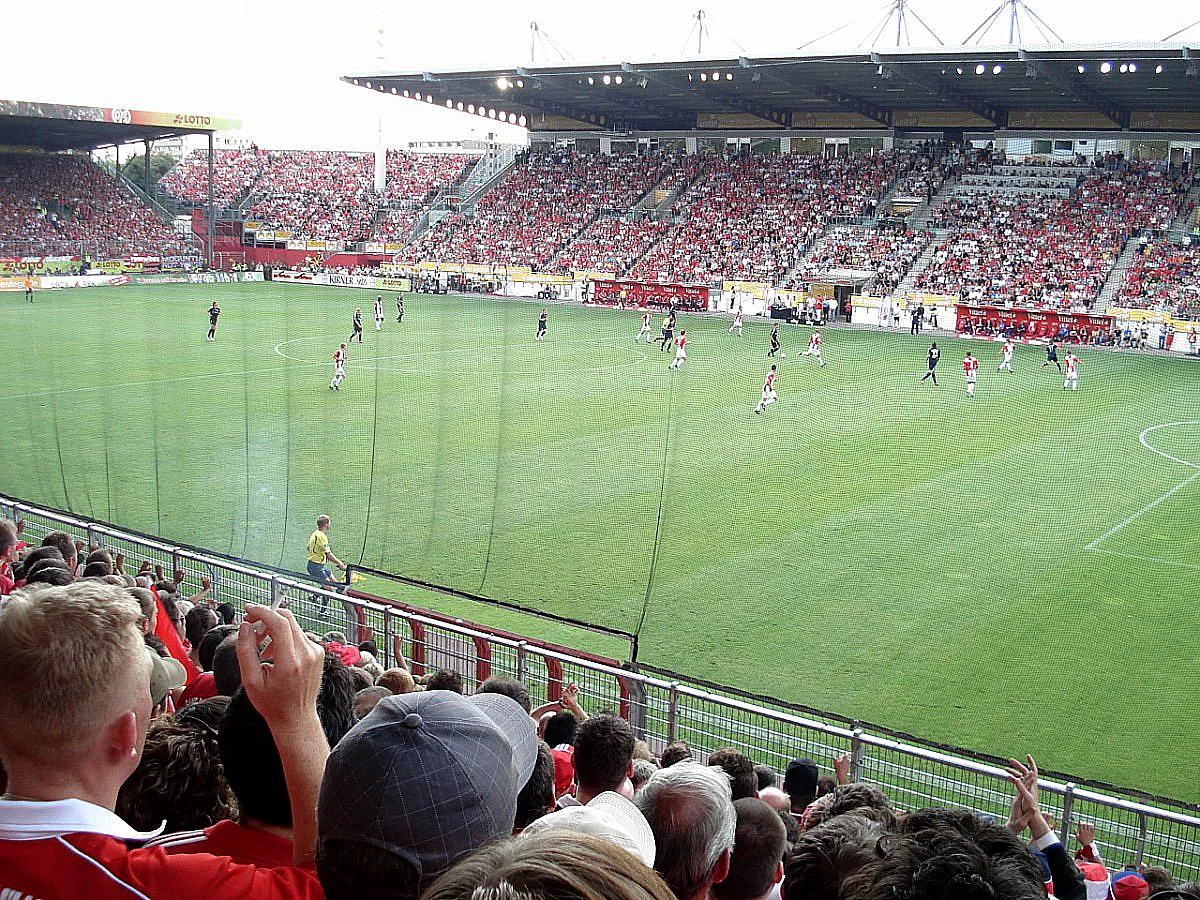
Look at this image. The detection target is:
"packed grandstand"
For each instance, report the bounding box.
[2,141,1197,320]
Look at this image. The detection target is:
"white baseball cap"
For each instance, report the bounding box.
[522,790,656,867]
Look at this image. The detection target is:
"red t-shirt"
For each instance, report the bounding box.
[0,800,321,900]
[963,357,979,375]
[150,819,304,870]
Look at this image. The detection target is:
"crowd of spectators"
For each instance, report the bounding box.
[157,149,469,243]
[401,149,687,269]
[4,514,1194,899]
[0,152,195,259]
[916,163,1185,308]
[628,152,901,285]
[1115,239,1200,318]
[553,217,674,276]
[789,226,931,296]
[158,148,266,206]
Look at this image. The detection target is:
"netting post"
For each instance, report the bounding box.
[850,727,866,782]
[270,577,283,612]
[1059,782,1077,845]
[383,609,395,669]
[211,566,222,606]
[667,682,680,744]
[516,641,528,684]
[1135,813,1148,867]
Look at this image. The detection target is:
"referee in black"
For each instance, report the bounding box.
[920,340,940,385]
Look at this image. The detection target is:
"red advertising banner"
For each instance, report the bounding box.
[591,279,709,311]
[955,304,1113,344]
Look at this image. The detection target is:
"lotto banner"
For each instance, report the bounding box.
[955,305,1112,342]
[591,279,709,311]
[378,277,412,291]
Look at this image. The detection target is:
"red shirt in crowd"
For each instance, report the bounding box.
[0,798,321,899]
[149,819,303,870]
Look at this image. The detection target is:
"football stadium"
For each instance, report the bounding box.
[1,5,1200,896]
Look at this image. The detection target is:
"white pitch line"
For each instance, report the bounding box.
[1085,420,1200,551]
[1091,547,1200,572]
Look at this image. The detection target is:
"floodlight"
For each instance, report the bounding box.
[975,63,986,75]
[603,74,612,85]
[992,64,1003,75]
[1100,61,1112,73]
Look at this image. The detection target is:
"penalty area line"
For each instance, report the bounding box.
[1085,420,1200,552]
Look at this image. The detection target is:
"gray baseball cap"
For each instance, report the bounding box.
[318,689,537,882]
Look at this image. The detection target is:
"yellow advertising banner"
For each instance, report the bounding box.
[512,273,574,285]
[1106,307,1200,329]
[378,277,413,291]
[723,280,772,299]
[574,270,617,281]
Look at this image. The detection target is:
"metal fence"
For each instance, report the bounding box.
[3,494,1199,879]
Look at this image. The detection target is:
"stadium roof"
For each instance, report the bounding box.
[345,43,1200,134]
[0,100,240,152]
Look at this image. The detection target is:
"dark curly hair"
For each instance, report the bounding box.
[116,715,235,832]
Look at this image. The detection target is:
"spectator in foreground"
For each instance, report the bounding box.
[148,652,357,866]
[660,740,693,768]
[316,689,537,899]
[713,798,787,900]
[425,668,464,693]
[784,758,820,819]
[377,666,416,694]
[709,748,759,801]
[570,711,635,805]
[636,762,737,900]
[422,831,678,900]
[0,582,328,895]
[783,815,886,900]
[513,741,557,833]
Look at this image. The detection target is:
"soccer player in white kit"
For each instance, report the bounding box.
[330,343,347,391]
[754,365,778,414]
[800,331,825,367]
[669,330,688,370]
[635,309,653,342]
[374,296,384,331]
[963,351,978,397]
[1063,352,1080,390]
[729,306,744,336]
[998,339,1015,373]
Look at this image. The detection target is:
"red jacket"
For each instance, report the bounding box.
[0,798,322,899]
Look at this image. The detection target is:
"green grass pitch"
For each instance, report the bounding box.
[2,282,1198,800]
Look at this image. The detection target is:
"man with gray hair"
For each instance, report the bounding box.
[635,761,736,900]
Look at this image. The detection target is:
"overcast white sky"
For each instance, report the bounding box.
[1,0,1196,149]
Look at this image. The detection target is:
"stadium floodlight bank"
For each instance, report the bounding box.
[3,492,1199,880]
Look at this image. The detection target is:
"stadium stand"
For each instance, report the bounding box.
[627,151,902,285]
[0,152,194,259]
[157,149,469,243]
[916,160,1185,308]
[158,148,266,207]
[788,226,932,296]
[1116,239,1200,318]
[401,149,686,269]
